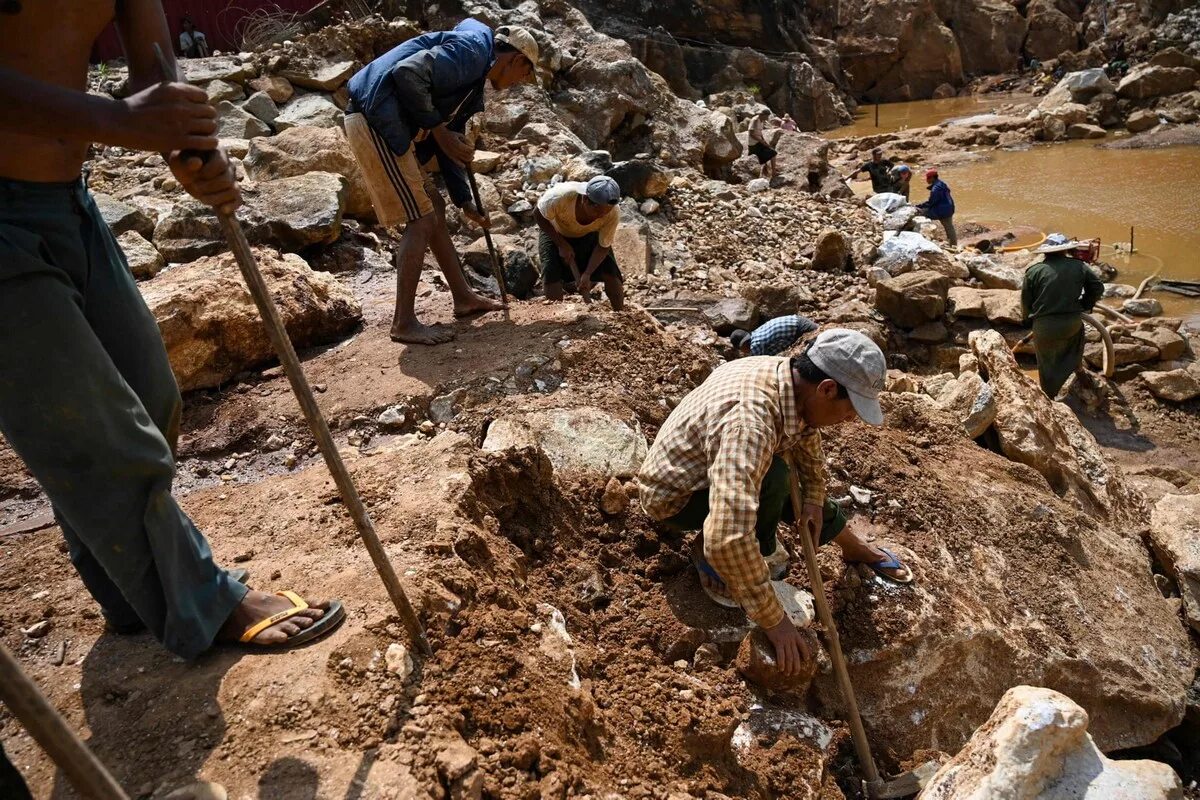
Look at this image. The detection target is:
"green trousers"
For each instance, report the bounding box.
[663,455,846,554]
[1032,312,1085,398]
[0,177,246,659]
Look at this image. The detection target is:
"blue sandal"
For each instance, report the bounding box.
[860,547,914,584]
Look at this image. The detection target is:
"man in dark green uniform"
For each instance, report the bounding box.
[847,147,895,194]
[1020,233,1105,398]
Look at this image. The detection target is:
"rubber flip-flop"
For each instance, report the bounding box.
[238,590,345,648]
[859,547,914,584]
[105,568,251,636]
[692,550,741,609]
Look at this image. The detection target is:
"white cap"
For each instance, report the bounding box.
[806,329,887,426]
[495,25,540,69]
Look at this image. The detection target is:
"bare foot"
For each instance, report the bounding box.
[453,295,507,318]
[391,320,456,345]
[217,590,331,645]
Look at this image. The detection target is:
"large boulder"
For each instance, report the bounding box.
[1067,123,1107,139]
[919,686,1184,799]
[1126,108,1162,132]
[1116,64,1200,99]
[279,60,354,92]
[812,383,1194,762]
[247,75,294,104]
[701,298,760,334]
[874,231,952,277]
[275,94,344,131]
[970,329,1133,513]
[482,408,648,479]
[181,56,254,85]
[1150,494,1200,634]
[1037,69,1114,112]
[139,249,362,391]
[1024,0,1079,62]
[811,228,851,272]
[244,126,372,219]
[837,0,964,100]
[948,0,1028,75]
[1130,326,1187,361]
[948,287,1024,325]
[874,270,951,328]
[606,159,670,200]
[154,172,348,261]
[1141,369,1200,402]
[962,254,1022,289]
[242,91,280,127]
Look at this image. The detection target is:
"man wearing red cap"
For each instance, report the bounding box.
[917,169,956,247]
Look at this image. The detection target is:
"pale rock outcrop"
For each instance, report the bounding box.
[920,686,1183,800]
[139,249,362,391]
[1117,64,1200,99]
[244,126,372,219]
[948,287,1024,325]
[483,408,647,479]
[1150,493,1200,633]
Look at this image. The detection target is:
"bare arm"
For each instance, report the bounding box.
[115,0,177,91]
[0,66,127,144]
[582,245,612,278]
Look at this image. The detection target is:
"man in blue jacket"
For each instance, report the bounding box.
[917,168,957,247]
[344,20,539,344]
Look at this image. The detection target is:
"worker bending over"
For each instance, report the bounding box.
[345,19,539,344]
[729,314,819,357]
[535,175,625,310]
[1021,233,1105,398]
[638,330,913,674]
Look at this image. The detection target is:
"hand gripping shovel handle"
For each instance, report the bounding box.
[152,45,431,656]
[464,168,509,305]
[0,642,131,799]
[783,456,883,794]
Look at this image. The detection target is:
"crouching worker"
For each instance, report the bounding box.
[535,175,625,310]
[637,330,913,674]
[344,19,540,344]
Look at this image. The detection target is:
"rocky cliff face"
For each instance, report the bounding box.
[572,0,856,130]
[589,0,1191,104]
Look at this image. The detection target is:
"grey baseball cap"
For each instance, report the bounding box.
[807,329,887,426]
[585,175,621,205]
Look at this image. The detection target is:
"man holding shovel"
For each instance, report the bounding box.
[534,175,625,310]
[0,0,343,658]
[638,330,912,673]
[344,19,540,344]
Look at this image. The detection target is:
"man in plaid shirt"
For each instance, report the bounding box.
[638,329,912,675]
[730,314,819,357]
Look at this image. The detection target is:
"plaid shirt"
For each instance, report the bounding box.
[638,357,827,629]
[750,314,819,357]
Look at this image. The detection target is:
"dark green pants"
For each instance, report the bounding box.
[0,177,246,659]
[0,741,32,800]
[1032,313,1085,398]
[538,230,622,286]
[663,455,846,555]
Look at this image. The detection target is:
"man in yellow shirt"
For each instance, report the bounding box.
[534,176,624,309]
[639,330,912,674]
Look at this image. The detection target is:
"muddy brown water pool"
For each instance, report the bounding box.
[836,97,1200,326]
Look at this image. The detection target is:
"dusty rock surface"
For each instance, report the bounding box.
[920,686,1184,799]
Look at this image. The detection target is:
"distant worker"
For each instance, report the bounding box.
[847,147,894,194]
[178,15,210,58]
[890,164,912,200]
[535,176,625,310]
[749,110,783,179]
[344,20,539,344]
[639,331,912,677]
[1020,233,1105,398]
[781,113,798,132]
[730,314,819,357]
[917,168,956,246]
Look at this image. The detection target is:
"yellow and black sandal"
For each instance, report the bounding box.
[238,590,345,647]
